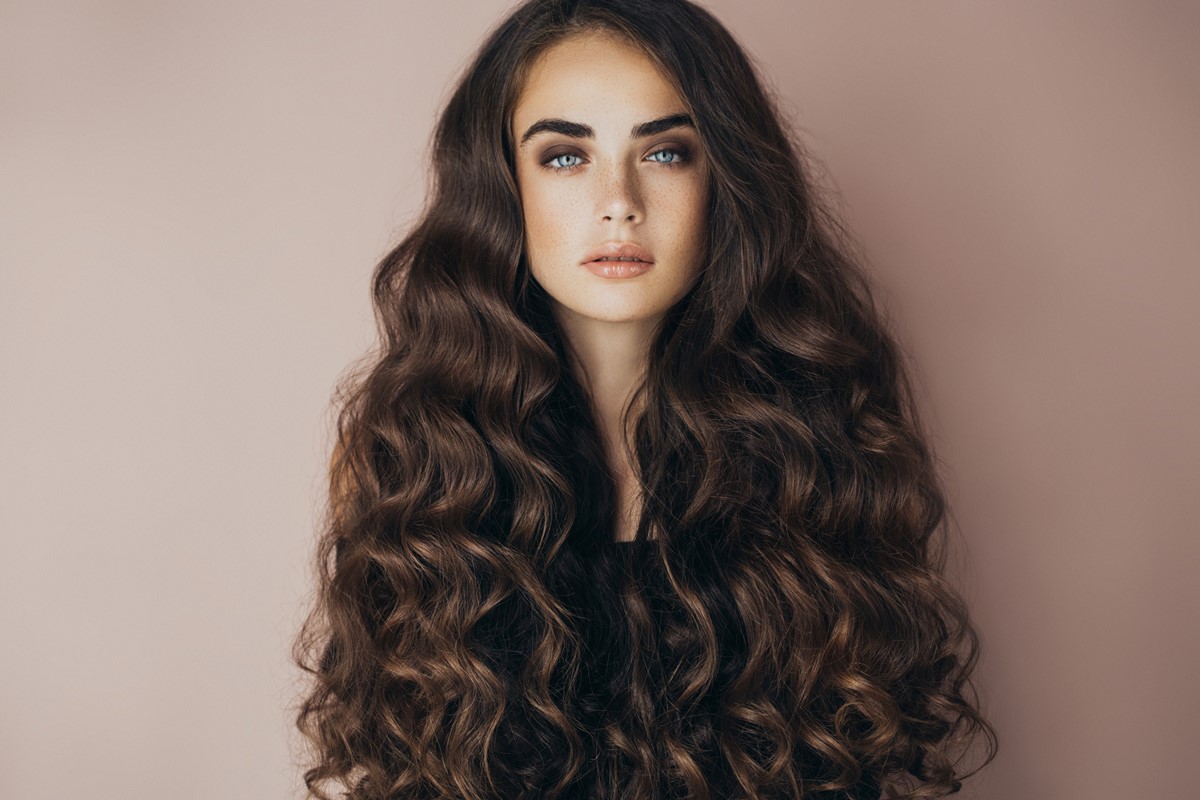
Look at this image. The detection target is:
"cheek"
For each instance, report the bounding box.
[687,187,709,242]
[666,181,709,254]
[519,179,574,262]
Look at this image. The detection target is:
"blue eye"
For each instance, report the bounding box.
[546,152,584,170]
[648,148,687,166]
[538,146,691,173]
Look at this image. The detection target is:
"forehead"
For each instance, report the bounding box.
[512,32,684,129]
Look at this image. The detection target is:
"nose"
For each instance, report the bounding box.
[596,161,643,224]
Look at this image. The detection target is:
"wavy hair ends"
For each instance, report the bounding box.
[292,1,998,799]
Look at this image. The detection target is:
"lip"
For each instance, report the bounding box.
[583,259,654,279]
[579,241,655,266]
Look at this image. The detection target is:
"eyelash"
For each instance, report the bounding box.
[539,146,691,173]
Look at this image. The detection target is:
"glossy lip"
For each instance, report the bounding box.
[583,259,653,279]
[579,241,655,266]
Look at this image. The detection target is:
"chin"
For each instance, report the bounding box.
[577,303,668,324]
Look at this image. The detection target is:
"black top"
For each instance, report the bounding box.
[572,539,882,800]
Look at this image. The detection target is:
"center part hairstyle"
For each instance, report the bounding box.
[292,1,998,798]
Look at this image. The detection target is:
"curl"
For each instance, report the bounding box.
[292,2,997,798]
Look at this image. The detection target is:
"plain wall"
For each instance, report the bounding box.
[1,2,1196,798]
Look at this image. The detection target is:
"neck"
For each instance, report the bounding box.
[553,304,658,469]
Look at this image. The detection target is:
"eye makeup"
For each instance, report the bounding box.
[538,145,692,174]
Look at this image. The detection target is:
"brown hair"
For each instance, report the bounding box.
[291,1,997,798]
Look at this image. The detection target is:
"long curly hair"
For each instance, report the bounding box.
[291,1,998,798]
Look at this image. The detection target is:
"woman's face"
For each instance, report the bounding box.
[511,31,709,327]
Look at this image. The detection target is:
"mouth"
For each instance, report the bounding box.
[581,257,655,279]
[580,241,655,265]
[586,256,653,265]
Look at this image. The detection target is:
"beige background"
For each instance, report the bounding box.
[2,2,1196,798]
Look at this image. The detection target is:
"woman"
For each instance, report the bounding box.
[293,1,997,798]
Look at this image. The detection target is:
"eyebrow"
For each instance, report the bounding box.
[518,113,695,148]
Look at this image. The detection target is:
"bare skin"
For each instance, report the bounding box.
[556,316,650,542]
